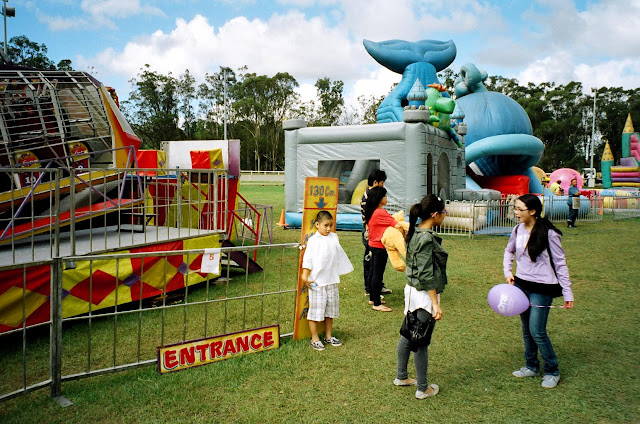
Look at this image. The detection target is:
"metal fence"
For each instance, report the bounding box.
[0,243,300,404]
[608,195,640,220]
[390,195,606,238]
[0,167,229,263]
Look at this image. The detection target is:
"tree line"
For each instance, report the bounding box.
[4,36,640,172]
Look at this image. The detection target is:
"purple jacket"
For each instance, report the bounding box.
[503,223,574,302]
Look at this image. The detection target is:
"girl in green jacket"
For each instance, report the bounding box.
[394,194,448,399]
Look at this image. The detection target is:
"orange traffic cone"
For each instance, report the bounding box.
[276,209,288,228]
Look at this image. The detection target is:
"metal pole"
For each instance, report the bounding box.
[3,0,7,55]
[223,71,228,141]
[590,88,597,170]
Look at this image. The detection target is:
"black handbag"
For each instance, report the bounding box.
[399,308,435,352]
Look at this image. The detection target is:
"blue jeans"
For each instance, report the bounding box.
[515,285,559,376]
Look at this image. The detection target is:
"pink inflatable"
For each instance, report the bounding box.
[548,168,583,193]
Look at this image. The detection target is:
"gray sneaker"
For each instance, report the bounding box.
[512,367,540,378]
[541,374,560,388]
[381,286,393,294]
[310,340,325,351]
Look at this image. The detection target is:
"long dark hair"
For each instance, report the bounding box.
[406,194,445,244]
[518,193,562,261]
[363,186,387,225]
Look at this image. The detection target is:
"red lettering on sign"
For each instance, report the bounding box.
[263,331,274,348]
[236,335,249,352]
[250,333,262,350]
[195,343,209,361]
[163,350,178,369]
[179,346,196,365]
[211,341,223,358]
[222,339,237,356]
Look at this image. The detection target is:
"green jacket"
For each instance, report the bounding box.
[405,229,448,293]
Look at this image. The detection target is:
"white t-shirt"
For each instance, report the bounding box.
[302,232,353,287]
[404,284,440,316]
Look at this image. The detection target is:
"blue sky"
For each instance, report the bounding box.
[12,0,640,106]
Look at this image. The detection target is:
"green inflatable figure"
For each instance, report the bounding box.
[425,84,462,147]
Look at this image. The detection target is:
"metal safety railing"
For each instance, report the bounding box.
[388,195,606,239]
[604,195,640,221]
[0,167,229,264]
[0,243,300,404]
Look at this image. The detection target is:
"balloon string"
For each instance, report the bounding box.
[530,303,565,308]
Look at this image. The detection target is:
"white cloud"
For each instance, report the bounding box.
[296,83,317,103]
[80,0,164,19]
[86,12,367,86]
[345,67,399,106]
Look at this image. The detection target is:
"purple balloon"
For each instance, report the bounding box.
[487,284,530,316]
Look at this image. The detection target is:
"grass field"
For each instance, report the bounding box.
[1,182,639,424]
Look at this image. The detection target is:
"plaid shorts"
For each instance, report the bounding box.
[307,283,339,321]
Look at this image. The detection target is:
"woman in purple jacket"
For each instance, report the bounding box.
[503,194,575,389]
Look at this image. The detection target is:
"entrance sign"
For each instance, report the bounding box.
[158,325,279,374]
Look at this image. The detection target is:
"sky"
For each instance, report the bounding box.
[11,0,640,109]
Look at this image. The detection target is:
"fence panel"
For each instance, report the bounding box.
[0,243,299,403]
[0,167,229,264]
[0,261,55,402]
[610,196,640,220]
[543,195,604,223]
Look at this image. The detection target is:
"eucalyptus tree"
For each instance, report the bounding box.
[122,64,182,149]
[313,77,344,126]
[177,69,197,139]
[231,72,298,170]
[3,35,72,70]
[197,66,237,140]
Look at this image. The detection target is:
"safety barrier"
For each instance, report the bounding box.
[609,195,640,220]
[0,167,228,264]
[388,195,605,238]
[0,243,300,404]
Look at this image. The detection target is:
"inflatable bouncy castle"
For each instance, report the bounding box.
[283,39,548,229]
[602,114,640,188]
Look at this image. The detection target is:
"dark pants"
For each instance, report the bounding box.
[567,208,578,226]
[369,247,388,306]
[362,232,371,293]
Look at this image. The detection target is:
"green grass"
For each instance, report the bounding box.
[1,182,639,424]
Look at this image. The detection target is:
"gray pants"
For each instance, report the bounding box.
[397,318,434,392]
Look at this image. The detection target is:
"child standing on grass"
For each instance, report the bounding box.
[395,195,447,399]
[301,211,354,351]
[364,186,397,312]
[504,194,574,389]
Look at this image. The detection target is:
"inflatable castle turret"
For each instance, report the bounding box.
[602,114,640,188]
[601,141,614,188]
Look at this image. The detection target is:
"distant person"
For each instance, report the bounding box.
[363,186,397,312]
[504,194,574,389]
[301,211,354,351]
[567,178,580,227]
[360,170,392,297]
[395,195,448,399]
[548,179,561,196]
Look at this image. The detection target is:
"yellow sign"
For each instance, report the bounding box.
[303,177,339,210]
[293,177,339,340]
[157,325,280,374]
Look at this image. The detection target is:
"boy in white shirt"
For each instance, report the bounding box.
[301,211,353,351]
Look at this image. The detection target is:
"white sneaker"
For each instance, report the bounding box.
[415,383,439,399]
[512,367,540,378]
[541,374,560,388]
